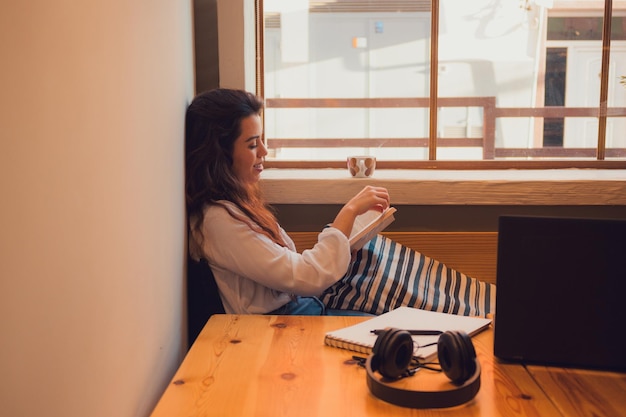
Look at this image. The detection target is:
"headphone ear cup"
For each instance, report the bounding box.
[372,328,414,379]
[437,330,477,384]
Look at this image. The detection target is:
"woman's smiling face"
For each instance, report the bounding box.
[232,114,267,184]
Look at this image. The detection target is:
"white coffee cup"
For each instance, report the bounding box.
[347,155,376,178]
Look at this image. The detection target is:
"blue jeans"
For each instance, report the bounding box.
[268,296,374,316]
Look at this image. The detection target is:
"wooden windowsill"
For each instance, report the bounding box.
[260,169,626,205]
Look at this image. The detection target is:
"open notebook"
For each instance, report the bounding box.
[325,306,491,361]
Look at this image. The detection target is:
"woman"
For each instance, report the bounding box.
[185,88,389,315]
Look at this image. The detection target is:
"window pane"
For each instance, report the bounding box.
[546,14,625,157]
[435,1,625,160]
[263,1,432,161]
[435,0,536,160]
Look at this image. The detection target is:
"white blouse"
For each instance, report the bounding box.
[189,201,352,314]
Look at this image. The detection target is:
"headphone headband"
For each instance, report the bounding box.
[365,355,481,408]
[365,328,481,409]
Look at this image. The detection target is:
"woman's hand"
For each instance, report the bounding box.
[329,186,390,238]
[344,185,390,215]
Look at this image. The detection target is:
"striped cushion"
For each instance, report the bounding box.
[320,234,495,317]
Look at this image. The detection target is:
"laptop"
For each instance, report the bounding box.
[494,215,626,371]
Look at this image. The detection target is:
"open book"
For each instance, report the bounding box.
[324,306,492,361]
[349,207,397,251]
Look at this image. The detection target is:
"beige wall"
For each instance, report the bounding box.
[0,2,194,417]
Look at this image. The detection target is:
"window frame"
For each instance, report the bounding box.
[255,0,626,170]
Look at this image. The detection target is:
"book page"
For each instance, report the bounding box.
[349,207,397,251]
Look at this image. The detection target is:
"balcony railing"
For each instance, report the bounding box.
[264,97,626,160]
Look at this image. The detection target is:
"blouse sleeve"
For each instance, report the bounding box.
[199,203,352,296]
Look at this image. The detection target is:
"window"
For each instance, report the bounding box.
[258,0,626,169]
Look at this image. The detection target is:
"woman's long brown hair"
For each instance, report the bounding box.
[185,88,286,247]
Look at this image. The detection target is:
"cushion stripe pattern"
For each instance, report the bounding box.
[320,235,495,317]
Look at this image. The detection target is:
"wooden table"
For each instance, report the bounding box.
[150,315,626,417]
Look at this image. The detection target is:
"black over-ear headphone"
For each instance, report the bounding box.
[365,328,481,409]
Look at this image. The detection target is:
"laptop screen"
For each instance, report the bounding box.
[493,215,626,371]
